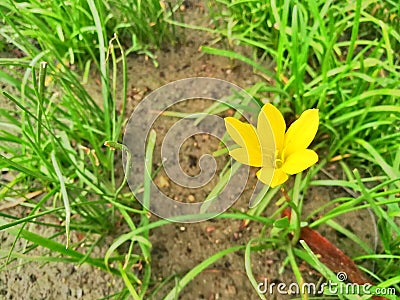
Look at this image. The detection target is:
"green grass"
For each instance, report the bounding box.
[0,0,181,67]
[0,39,143,299]
[1,0,400,299]
[0,0,177,297]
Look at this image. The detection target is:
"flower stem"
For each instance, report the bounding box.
[280,187,301,245]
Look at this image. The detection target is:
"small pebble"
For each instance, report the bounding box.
[226,285,236,294]
[205,226,215,233]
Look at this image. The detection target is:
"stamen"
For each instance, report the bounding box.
[275,158,283,169]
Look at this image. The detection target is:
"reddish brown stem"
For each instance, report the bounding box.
[282,208,387,300]
[280,187,291,202]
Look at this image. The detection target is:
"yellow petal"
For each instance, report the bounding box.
[283,109,319,157]
[282,149,318,175]
[225,117,262,166]
[257,103,285,152]
[225,117,260,148]
[271,168,289,187]
[256,166,274,185]
[229,148,262,167]
[257,167,288,187]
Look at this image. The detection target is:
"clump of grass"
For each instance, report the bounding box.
[0,0,182,68]
[0,0,170,297]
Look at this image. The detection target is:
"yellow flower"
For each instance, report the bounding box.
[225,103,319,187]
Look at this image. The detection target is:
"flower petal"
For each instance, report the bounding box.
[256,166,274,185]
[282,149,318,175]
[229,147,262,167]
[272,169,289,187]
[257,103,285,152]
[283,109,319,157]
[225,117,262,166]
[225,117,260,148]
[257,167,288,188]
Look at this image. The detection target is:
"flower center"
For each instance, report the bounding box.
[274,158,283,169]
[273,150,284,169]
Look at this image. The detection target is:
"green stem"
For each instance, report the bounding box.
[281,187,301,245]
[286,242,308,300]
[288,200,302,245]
[104,141,131,199]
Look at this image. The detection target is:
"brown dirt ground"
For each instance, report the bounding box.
[0,1,379,300]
